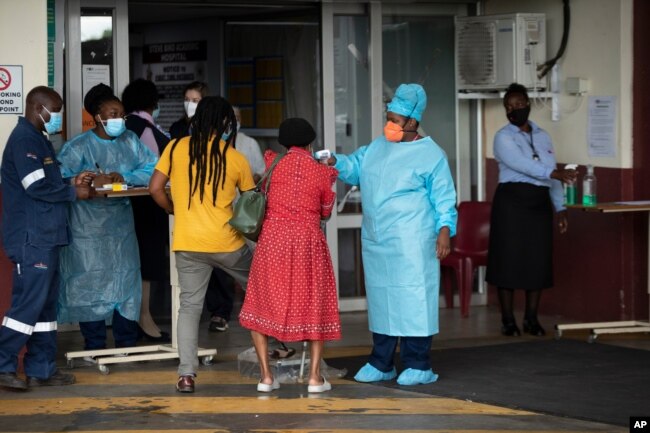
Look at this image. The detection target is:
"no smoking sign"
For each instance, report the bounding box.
[0,65,23,114]
[0,68,12,90]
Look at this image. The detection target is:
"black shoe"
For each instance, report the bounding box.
[501,321,521,337]
[143,330,171,343]
[523,319,546,336]
[138,326,171,343]
[208,316,228,332]
[0,372,27,390]
[27,370,75,387]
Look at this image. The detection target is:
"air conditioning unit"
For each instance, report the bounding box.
[456,13,546,91]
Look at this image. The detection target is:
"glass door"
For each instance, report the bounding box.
[382,3,483,307]
[322,2,470,312]
[332,11,372,309]
[65,0,129,138]
[322,3,377,311]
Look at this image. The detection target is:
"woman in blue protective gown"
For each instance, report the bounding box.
[57,84,157,352]
[329,83,457,386]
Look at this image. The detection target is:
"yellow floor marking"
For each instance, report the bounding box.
[0,396,533,416]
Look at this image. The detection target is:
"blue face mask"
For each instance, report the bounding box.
[100,117,126,137]
[40,106,63,135]
[221,128,232,142]
[152,106,160,121]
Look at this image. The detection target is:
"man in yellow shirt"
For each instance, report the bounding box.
[150,96,255,394]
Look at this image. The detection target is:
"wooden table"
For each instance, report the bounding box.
[556,201,650,342]
[65,186,216,374]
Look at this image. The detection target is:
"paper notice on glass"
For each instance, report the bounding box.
[82,64,110,100]
[587,96,617,157]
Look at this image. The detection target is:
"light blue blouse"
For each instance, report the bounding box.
[493,121,565,211]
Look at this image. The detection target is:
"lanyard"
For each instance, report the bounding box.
[527,131,540,161]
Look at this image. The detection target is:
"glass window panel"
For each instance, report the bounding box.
[334,15,371,214]
[80,8,113,131]
[382,15,457,180]
[337,228,365,298]
[80,10,113,86]
[224,19,320,151]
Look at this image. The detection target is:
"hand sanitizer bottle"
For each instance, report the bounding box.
[582,164,597,206]
[564,164,578,205]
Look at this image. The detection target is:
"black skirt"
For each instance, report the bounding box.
[485,182,554,290]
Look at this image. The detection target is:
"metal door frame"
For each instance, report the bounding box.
[65,0,129,138]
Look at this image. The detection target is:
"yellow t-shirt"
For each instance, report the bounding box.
[155,136,256,253]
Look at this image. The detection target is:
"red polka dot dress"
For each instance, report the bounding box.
[239,147,341,342]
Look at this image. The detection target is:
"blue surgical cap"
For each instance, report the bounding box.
[387,84,427,122]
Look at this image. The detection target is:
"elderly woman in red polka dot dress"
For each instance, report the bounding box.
[239,118,341,393]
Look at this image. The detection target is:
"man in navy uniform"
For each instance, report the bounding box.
[0,86,94,390]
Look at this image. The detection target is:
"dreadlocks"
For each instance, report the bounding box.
[167,96,237,209]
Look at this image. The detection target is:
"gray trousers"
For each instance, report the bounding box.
[175,245,252,376]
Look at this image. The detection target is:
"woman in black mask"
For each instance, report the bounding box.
[485,83,576,337]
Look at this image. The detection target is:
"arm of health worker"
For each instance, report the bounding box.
[331,145,369,186]
[427,149,458,239]
[121,140,158,186]
[436,226,451,260]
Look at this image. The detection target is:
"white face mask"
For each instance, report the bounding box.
[184,101,198,118]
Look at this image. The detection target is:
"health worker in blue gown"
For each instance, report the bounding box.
[329,83,457,386]
[57,84,157,353]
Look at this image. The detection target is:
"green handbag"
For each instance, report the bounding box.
[228,153,284,242]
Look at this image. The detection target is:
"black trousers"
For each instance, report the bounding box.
[368,332,433,372]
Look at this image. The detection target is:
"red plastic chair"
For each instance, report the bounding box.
[441,201,492,317]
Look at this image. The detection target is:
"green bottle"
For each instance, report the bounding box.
[564,164,578,205]
[582,164,597,206]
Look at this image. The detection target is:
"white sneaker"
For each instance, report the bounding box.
[308,376,332,393]
[257,377,280,392]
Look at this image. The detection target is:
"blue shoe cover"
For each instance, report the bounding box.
[396,368,439,386]
[353,363,397,383]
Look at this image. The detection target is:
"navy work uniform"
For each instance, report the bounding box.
[0,116,77,379]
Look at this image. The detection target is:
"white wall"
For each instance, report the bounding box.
[0,0,48,161]
[483,0,633,168]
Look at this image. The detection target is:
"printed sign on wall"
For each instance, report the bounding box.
[143,41,207,131]
[0,65,24,115]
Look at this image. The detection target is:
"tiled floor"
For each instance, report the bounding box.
[1,302,646,432]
